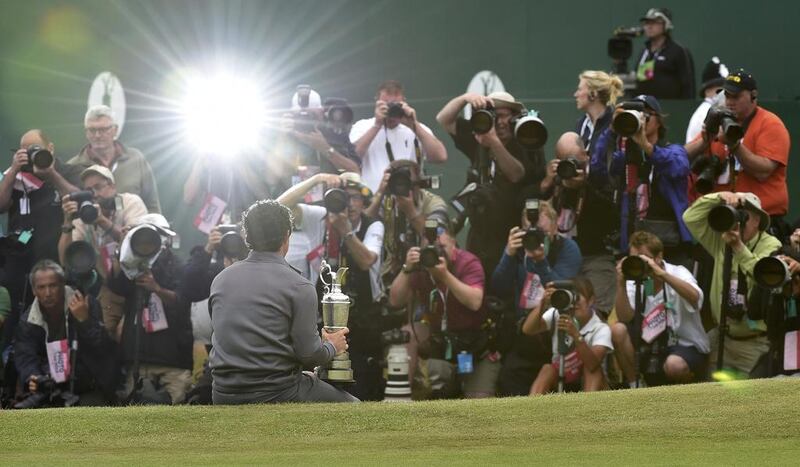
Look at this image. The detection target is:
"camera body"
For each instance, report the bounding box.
[557,157,587,180]
[612,101,647,136]
[68,190,99,224]
[705,106,744,143]
[691,154,725,195]
[387,166,440,197]
[386,102,405,119]
[522,198,545,251]
[420,219,445,268]
[22,145,54,173]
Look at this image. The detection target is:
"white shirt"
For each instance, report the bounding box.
[685,98,713,143]
[625,262,709,353]
[285,204,327,284]
[349,118,433,192]
[541,308,613,356]
[353,219,385,301]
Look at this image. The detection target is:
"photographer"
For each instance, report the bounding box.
[209,200,356,404]
[492,201,582,396]
[683,192,781,376]
[108,214,192,404]
[14,260,117,408]
[364,160,447,285]
[58,165,147,337]
[1,129,81,355]
[685,57,728,143]
[545,132,618,316]
[685,70,791,238]
[612,231,709,387]
[522,277,613,394]
[68,105,161,213]
[572,70,624,154]
[389,215,495,398]
[633,8,695,99]
[436,91,546,281]
[350,80,447,193]
[278,172,385,400]
[592,95,692,266]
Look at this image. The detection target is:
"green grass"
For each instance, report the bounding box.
[4,378,800,465]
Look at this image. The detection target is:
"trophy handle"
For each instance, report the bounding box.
[320,259,332,293]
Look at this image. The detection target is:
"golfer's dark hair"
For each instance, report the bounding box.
[242,200,294,252]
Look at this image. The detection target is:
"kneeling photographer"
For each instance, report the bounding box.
[278,172,386,401]
[683,192,781,378]
[14,260,117,408]
[492,199,582,395]
[108,214,192,404]
[522,277,613,394]
[612,231,709,387]
[389,215,496,399]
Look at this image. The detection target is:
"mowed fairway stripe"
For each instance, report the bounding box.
[3,378,800,465]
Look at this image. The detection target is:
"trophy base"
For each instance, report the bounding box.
[316,366,355,384]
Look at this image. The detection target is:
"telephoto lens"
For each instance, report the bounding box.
[550,280,576,311]
[24,145,54,172]
[753,256,792,290]
[217,224,248,259]
[512,111,548,149]
[68,190,99,224]
[130,226,163,258]
[708,205,749,232]
[323,188,349,214]
[470,108,495,134]
[612,101,646,136]
[621,256,650,281]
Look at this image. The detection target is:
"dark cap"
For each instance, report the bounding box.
[722,69,757,94]
[632,94,662,114]
[699,57,729,97]
[640,8,673,29]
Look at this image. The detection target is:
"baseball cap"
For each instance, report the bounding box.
[134,213,176,237]
[632,94,662,114]
[741,193,770,231]
[722,69,757,94]
[487,91,524,113]
[426,211,451,234]
[340,172,373,199]
[80,164,115,184]
[699,57,729,97]
[640,8,673,29]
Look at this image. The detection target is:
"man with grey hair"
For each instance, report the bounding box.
[66,105,161,213]
[13,259,117,408]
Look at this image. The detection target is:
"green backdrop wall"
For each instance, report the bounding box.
[1,0,797,254]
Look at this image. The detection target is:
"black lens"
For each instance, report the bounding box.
[78,203,99,224]
[220,232,248,259]
[621,256,649,281]
[522,228,545,251]
[722,118,744,142]
[28,146,53,169]
[388,169,413,197]
[387,102,405,119]
[64,241,96,275]
[420,246,440,268]
[708,205,740,232]
[613,111,641,136]
[557,160,578,179]
[551,289,574,311]
[470,109,495,134]
[514,116,548,149]
[324,188,349,214]
[753,257,790,289]
[130,226,162,258]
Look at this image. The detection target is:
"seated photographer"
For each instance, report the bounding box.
[612,231,709,387]
[209,200,356,404]
[1,129,81,354]
[278,172,385,400]
[685,70,791,239]
[108,214,192,404]
[58,165,148,337]
[522,277,613,394]
[350,80,447,193]
[492,200,582,396]
[389,215,496,399]
[364,160,447,285]
[436,91,546,282]
[545,132,619,316]
[572,70,624,154]
[592,95,692,267]
[14,260,117,408]
[683,192,781,377]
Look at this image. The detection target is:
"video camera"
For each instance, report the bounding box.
[470,106,548,149]
[612,100,647,137]
[556,156,587,180]
[420,219,445,268]
[691,155,725,195]
[705,106,744,143]
[708,204,749,233]
[522,199,545,251]
[387,166,440,197]
[217,224,248,260]
[22,145,54,173]
[67,190,99,224]
[607,26,643,74]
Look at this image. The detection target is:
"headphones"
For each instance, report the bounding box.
[751,90,758,102]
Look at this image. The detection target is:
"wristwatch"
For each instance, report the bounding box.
[61,224,74,234]
[327,146,336,157]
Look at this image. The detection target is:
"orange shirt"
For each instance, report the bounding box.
[688,106,790,215]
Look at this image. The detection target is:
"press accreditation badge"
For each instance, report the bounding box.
[142,293,169,333]
[519,272,544,310]
[194,194,227,234]
[46,339,71,383]
[641,303,667,344]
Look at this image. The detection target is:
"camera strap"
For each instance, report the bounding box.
[384,126,395,163]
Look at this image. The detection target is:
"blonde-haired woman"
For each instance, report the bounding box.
[574,71,624,153]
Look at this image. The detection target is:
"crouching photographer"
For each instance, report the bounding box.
[522,277,613,394]
[683,192,781,378]
[389,215,497,399]
[492,200,582,395]
[13,260,117,408]
[108,214,192,404]
[612,231,709,387]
